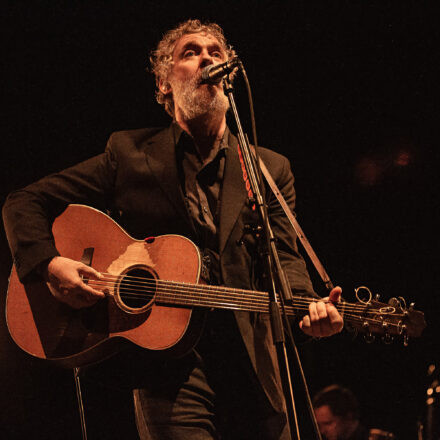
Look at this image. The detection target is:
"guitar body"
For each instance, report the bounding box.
[5,206,427,367]
[6,205,204,367]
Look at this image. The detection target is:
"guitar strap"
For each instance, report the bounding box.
[257,154,334,292]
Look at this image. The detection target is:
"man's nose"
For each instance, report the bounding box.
[200,50,215,67]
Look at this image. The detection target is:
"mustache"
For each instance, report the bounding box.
[179,73,203,89]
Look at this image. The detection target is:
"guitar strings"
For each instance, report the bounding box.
[92,271,332,306]
[87,278,372,314]
[90,273,357,309]
[85,277,406,318]
[102,284,405,330]
[93,273,366,314]
[84,280,407,331]
[87,271,395,314]
[86,274,399,316]
[86,278,402,316]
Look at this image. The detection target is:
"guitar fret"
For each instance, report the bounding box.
[154,286,309,316]
[155,284,268,313]
[155,282,269,310]
[156,294,268,313]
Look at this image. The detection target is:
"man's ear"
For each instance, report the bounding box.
[159,79,172,95]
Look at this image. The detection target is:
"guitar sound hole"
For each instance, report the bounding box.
[118,268,156,310]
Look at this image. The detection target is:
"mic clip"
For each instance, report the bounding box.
[201,57,241,84]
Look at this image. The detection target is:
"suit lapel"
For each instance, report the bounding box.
[219,132,248,254]
[143,125,195,234]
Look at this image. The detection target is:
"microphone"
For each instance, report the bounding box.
[200,57,241,84]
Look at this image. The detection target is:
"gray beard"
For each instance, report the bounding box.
[171,75,229,120]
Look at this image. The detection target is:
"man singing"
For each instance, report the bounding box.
[3,19,343,439]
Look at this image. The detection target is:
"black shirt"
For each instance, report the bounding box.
[174,123,230,285]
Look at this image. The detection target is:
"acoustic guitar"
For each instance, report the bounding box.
[6,205,426,367]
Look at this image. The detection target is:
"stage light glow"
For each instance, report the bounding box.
[395,150,411,167]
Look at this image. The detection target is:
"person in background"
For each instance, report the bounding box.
[313,384,395,440]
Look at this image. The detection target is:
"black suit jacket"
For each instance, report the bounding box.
[3,123,315,415]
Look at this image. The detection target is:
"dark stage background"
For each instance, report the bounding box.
[1,2,439,439]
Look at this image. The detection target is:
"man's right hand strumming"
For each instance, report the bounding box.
[44,256,105,309]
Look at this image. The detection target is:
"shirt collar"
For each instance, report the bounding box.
[172,122,230,155]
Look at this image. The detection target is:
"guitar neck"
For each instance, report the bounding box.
[153,279,338,317]
[151,280,390,333]
[97,271,422,339]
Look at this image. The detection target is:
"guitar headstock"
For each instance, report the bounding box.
[341,287,427,345]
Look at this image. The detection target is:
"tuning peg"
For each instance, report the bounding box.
[364,332,375,343]
[398,323,409,346]
[380,322,393,344]
[362,321,375,343]
[382,333,394,344]
[388,297,399,307]
[403,304,412,317]
[399,323,407,336]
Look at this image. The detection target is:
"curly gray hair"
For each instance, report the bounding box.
[150,19,236,117]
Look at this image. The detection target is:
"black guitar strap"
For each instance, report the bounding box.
[258,156,334,292]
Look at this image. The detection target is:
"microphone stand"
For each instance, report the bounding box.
[223,73,303,440]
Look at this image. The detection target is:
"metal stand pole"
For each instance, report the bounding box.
[224,74,303,440]
[73,367,88,440]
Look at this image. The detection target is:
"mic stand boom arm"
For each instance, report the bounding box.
[223,74,302,440]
